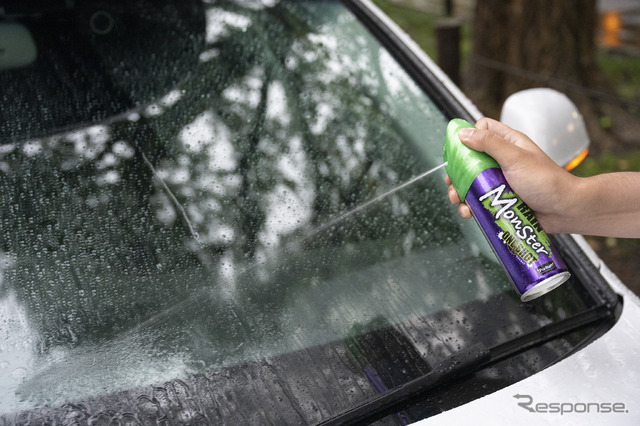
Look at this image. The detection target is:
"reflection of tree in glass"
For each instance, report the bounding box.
[147,2,455,263]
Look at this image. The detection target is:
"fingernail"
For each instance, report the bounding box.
[458,128,474,140]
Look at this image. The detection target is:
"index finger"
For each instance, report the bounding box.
[476,117,538,149]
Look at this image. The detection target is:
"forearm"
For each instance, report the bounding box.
[558,172,640,238]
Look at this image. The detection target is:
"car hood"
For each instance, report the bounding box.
[415,234,640,425]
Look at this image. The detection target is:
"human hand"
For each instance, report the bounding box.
[445,117,579,233]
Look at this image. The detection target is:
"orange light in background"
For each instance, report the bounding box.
[565,148,589,171]
[602,11,621,47]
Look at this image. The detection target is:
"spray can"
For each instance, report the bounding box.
[443,118,570,302]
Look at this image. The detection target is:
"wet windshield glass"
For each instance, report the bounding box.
[0,0,598,422]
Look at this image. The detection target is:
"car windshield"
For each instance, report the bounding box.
[0,0,613,423]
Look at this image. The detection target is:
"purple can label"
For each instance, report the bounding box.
[467,168,570,301]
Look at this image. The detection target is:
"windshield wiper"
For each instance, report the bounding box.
[318,301,616,426]
[318,342,490,426]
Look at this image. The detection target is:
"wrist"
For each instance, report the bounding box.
[548,172,635,237]
[538,172,585,234]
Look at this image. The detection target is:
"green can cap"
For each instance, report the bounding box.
[443,118,500,202]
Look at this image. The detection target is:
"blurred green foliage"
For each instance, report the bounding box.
[372,0,473,68]
[372,1,440,57]
[573,149,640,177]
[597,51,640,102]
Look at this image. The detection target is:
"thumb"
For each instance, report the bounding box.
[457,126,529,170]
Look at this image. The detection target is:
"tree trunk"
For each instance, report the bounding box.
[467,0,599,110]
[464,0,636,154]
